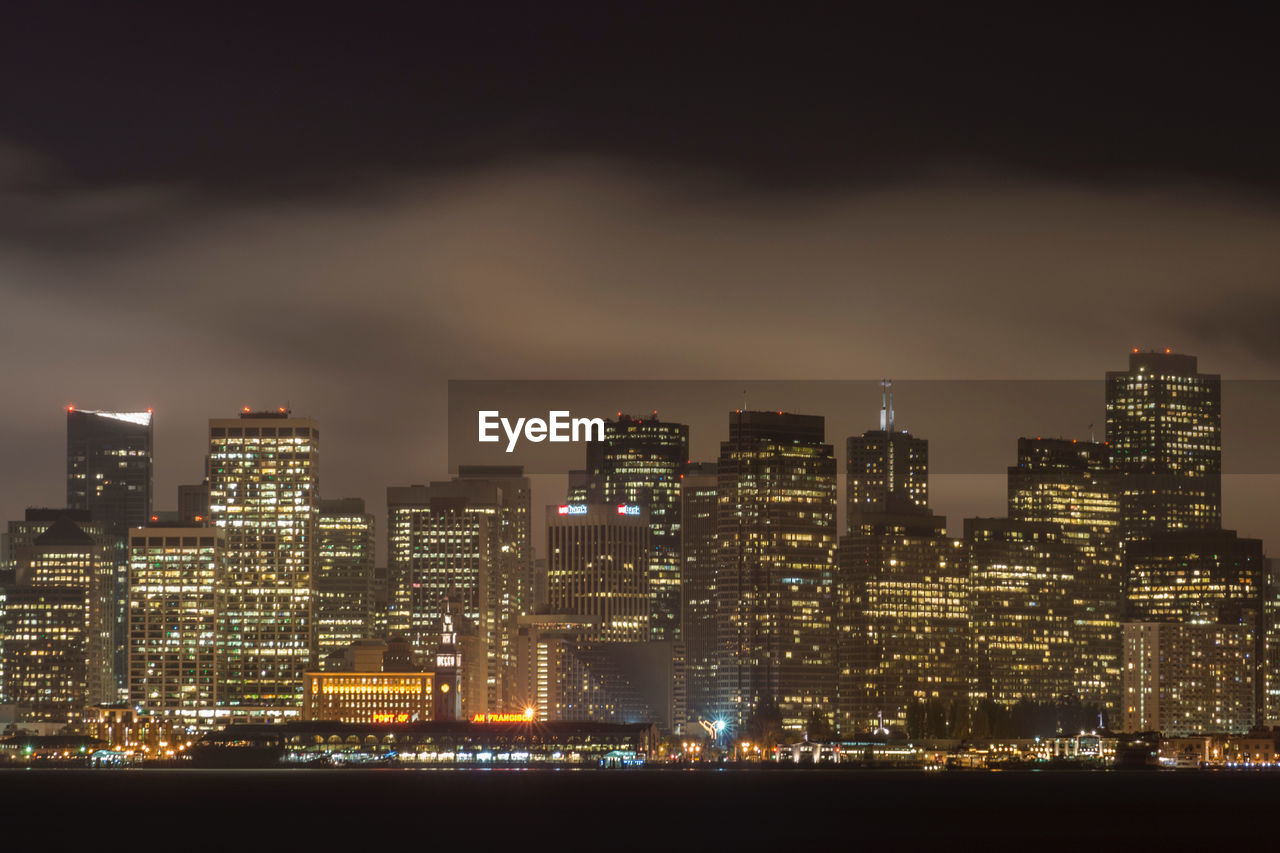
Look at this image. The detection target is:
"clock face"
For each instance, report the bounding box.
[440,683,449,693]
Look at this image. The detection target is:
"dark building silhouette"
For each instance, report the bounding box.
[681,461,718,723]
[66,407,154,702]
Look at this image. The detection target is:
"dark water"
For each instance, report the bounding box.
[1,768,1272,844]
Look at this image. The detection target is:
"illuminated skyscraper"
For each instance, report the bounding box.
[1265,558,1280,725]
[838,511,967,735]
[66,406,154,701]
[846,382,928,526]
[128,523,221,722]
[681,461,719,721]
[1124,529,1262,627]
[1007,437,1123,715]
[314,498,376,668]
[1123,621,1256,736]
[456,466,534,620]
[587,414,688,643]
[716,411,837,732]
[838,397,965,736]
[966,518,1074,709]
[208,409,318,711]
[386,480,511,711]
[546,503,650,643]
[1124,530,1264,725]
[2,514,113,726]
[1105,350,1221,538]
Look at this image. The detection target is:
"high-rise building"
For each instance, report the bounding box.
[2,514,113,727]
[127,524,221,723]
[386,480,512,711]
[66,406,154,702]
[314,498,376,668]
[1007,437,1123,715]
[456,466,535,620]
[838,511,967,735]
[1124,530,1263,627]
[846,382,928,526]
[716,411,837,732]
[838,397,965,736]
[546,503,650,643]
[681,461,719,722]
[1105,350,1221,538]
[587,415,688,643]
[1123,621,1256,736]
[66,407,154,531]
[208,409,318,711]
[965,518,1074,709]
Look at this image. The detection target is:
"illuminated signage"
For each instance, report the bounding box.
[616,504,641,516]
[472,709,536,723]
[557,504,588,515]
[372,713,410,723]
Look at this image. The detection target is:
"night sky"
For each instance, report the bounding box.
[3,6,1280,555]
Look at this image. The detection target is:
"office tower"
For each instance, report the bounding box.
[66,406,154,701]
[587,415,688,643]
[1105,350,1221,538]
[717,411,838,732]
[208,409,319,710]
[456,466,535,619]
[1123,621,1256,736]
[1124,529,1263,627]
[2,514,112,726]
[127,524,221,722]
[66,407,154,529]
[1265,557,1280,725]
[546,503,650,642]
[1007,437,1123,715]
[837,396,964,736]
[681,461,718,721]
[313,498,376,668]
[1,509,108,704]
[838,511,967,735]
[386,480,511,711]
[846,382,928,526]
[178,481,210,524]
[966,518,1074,708]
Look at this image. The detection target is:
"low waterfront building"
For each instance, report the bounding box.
[302,671,435,724]
[193,719,659,766]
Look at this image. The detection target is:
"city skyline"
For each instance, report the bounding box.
[9,369,1280,567]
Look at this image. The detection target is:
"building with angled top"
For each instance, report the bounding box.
[66,406,154,702]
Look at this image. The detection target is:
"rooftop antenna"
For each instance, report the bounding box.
[879,379,894,432]
[742,387,748,411]
[1089,422,1095,443]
